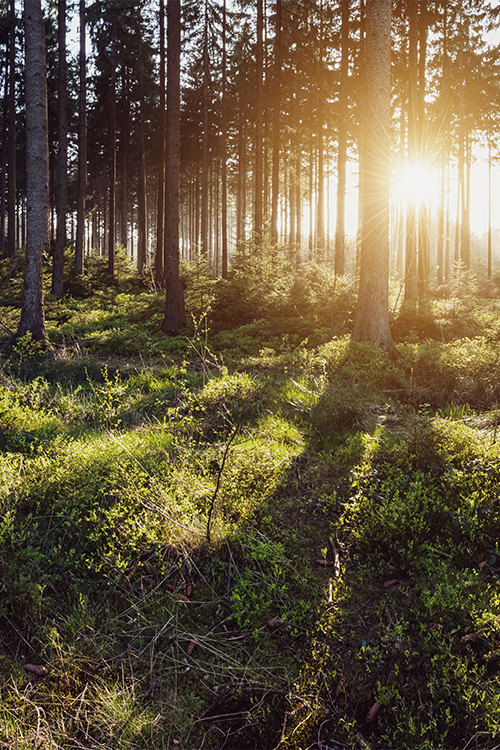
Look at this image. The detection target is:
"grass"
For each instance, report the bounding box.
[2,261,500,747]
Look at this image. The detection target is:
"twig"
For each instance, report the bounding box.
[329,536,341,578]
[206,426,239,543]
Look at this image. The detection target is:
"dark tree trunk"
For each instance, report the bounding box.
[0,50,8,255]
[335,0,349,276]
[155,0,165,284]
[201,0,209,256]
[221,0,228,277]
[405,0,418,300]
[120,67,129,252]
[108,11,117,278]
[7,0,15,260]
[254,0,263,245]
[163,0,185,333]
[270,0,281,244]
[52,0,67,298]
[352,0,394,353]
[75,0,86,275]
[417,1,427,296]
[137,45,147,274]
[19,0,48,341]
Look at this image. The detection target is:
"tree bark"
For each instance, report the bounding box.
[18,0,48,341]
[108,10,117,278]
[270,0,281,244]
[221,0,228,277]
[52,0,67,298]
[7,0,16,260]
[352,0,394,353]
[75,0,86,275]
[163,0,185,333]
[155,0,165,284]
[405,0,418,300]
[254,0,263,246]
[335,0,349,276]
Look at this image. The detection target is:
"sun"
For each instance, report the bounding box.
[400,164,435,206]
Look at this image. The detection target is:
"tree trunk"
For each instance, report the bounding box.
[221,0,228,277]
[201,0,210,257]
[163,0,185,333]
[352,0,393,353]
[108,11,117,278]
[75,0,86,275]
[405,0,418,300]
[335,0,349,276]
[254,0,263,246]
[7,0,16,260]
[52,0,67,298]
[417,0,427,296]
[137,45,147,274]
[155,0,165,284]
[0,50,8,255]
[270,0,281,244]
[120,67,129,253]
[19,0,48,341]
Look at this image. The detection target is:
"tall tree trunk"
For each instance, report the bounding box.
[75,0,86,275]
[270,0,281,244]
[352,0,393,352]
[0,50,8,255]
[163,0,185,333]
[201,0,210,257]
[254,0,263,245]
[155,0,165,284]
[221,0,228,277]
[120,67,129,253]
[237,106,246,248]
[7,0,15,260]
[295,146,301,266]
[417,0,427,296]
[108,11,117,278]
[137,45,147,273]
[488,138,492,280]
[52,0,67,298]
[404,0,418,300]
[19,0,48,341]
[335,0,349,276]
[356,0,365,274]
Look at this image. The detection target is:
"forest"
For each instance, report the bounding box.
[3,0,500,748]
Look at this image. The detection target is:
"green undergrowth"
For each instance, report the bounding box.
[3,280,500,747]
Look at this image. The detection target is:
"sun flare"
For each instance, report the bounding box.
[400,165,435,206]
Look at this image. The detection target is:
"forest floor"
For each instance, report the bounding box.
[2,260,500,749]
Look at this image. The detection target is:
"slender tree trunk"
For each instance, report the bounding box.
[405,0,418,300]
[52,0,67,298]
[120,67,129,252]
[163,0,185,333]
[335,0,349,276]
[7,0,16,260]
[137,46,147,273]
[254,0,263,245]
[108,11,117,278]
[75,0,86,275]
[356,0,365,274]
[221,0,228,276]
[201,0,209,256]
[417,0,427,296]
[488,138,492,280]
[270,0,281,244]
[296,146,301,266]
[19,0,48,341]
[0,51,8,255]
[156,0,165,284]
[352,0,394,352]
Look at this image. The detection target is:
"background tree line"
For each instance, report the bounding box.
[4,0,500,322]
